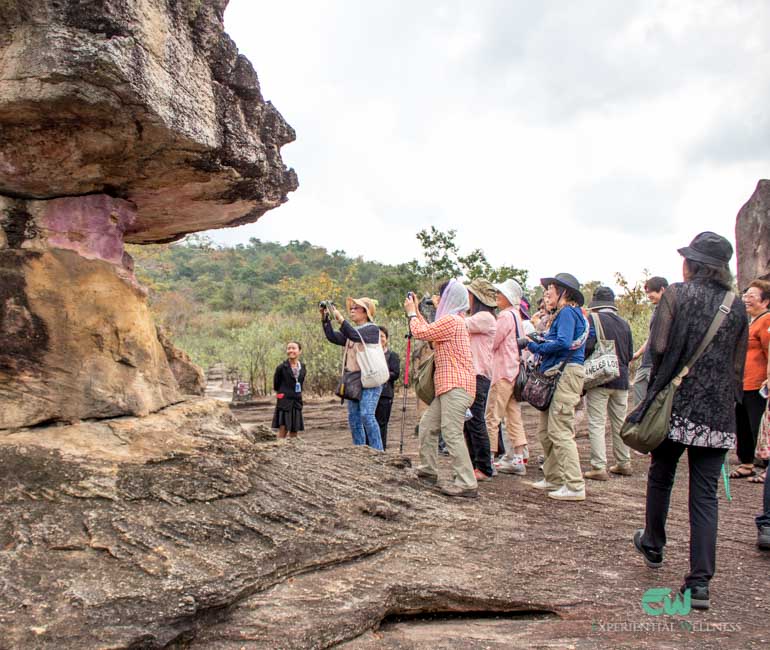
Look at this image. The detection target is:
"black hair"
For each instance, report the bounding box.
[564,288,581,305]
[683,259,732,290]
[287,340,302,350]
[438,280,450,297]
[644,276,669,293]
[470,296,496,315]
[378,325,389,339]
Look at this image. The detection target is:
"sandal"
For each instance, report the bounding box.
[749,470,766,484]
[729,465,756,479]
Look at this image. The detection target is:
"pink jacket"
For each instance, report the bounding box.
[465,311,496,380]
[491,307,522,385]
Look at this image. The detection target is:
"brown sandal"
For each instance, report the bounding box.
[749,470,766,484]
[729,465,756,479]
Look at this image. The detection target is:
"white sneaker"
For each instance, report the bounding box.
[547,485,586,501]
[530,479,559,490]
[498,455,526,475]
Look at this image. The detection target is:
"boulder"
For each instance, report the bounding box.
[736,179,770,289]
[157,326,206,396]
[0,194,181,429]
[0,0,297,243]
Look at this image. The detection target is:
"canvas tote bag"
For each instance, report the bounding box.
[620,291,734,453]
[583,313,620,390]
[355,329,389,388]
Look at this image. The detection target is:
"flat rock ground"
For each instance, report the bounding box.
[226,389,768,650]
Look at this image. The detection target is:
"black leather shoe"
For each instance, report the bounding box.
[633,529,663,568]
[681,584,709,610]
[758,525,770,550]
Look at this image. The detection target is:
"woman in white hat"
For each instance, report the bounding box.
[322,297,384,451]
[487,278,528,476]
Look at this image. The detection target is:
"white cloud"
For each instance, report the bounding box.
[206,0,770,290]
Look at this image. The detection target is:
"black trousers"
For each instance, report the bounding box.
[735,390,767,464]
[642,437,727,587]
[463,375,493,476]
[375,397,393,450]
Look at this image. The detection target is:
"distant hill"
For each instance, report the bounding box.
[127,234,423,316]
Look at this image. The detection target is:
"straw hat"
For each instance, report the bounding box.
[345,296,376,321]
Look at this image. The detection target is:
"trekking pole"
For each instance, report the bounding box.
[399,328,413,455]
[721,463,732,502]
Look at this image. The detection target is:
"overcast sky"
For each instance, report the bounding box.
[206,0,769,290]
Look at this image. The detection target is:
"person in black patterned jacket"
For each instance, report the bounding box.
[631,232,748,611]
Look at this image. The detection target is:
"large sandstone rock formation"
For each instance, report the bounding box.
[0,0,296,428]
[736,179,770,289]
[0,194,181,428]
[0,0,298,242]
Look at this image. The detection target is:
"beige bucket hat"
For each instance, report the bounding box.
[345,296,376,321]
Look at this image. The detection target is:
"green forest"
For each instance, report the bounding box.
[129,228,652,396]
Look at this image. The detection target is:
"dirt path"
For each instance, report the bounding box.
[228,390,768,649]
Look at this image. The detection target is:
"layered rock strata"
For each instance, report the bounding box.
[0,194,180,428]
[0,0,296,428]
[0,402,557,648]
[736,179,770,288]
[0,0,297,242]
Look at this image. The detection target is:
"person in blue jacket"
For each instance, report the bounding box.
[526,273,588,502]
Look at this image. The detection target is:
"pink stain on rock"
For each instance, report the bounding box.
[39,195,137,268]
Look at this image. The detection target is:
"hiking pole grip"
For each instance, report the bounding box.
[399,328,413,455]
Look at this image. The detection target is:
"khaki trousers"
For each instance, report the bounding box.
[586,387,631,469]
[418,388,476,489]
[486,379,527,454]
[537,364,585,492]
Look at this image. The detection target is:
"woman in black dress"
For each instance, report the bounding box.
[272,341,306,438]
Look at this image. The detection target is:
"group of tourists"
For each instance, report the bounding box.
[270,230,770,611]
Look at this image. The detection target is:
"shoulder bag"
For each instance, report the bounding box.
[620,291,734,453]
[355,328,390,388]
[335,343,362,402]
[511,313,529,402]
[521,350,575,412]
[414,351,436,405]
[583,313,620,390]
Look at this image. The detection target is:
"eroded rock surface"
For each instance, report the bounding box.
[0,400,562,649]
[0,0,297,242]
[157,326,206,396]
[736,179,770,288]
[0,194,180,428]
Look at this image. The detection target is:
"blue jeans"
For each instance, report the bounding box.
[347,385,384,451]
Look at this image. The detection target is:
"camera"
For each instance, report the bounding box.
[406,291,414,300]
[517,332,545,349]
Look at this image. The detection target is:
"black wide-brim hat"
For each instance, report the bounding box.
[678,231,733,267]
[588,286,617,310]
[540,272,585,307]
